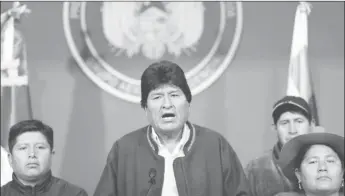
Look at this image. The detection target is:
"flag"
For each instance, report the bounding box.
[1,146,13,186]
[286,2,320,126]
[1,2,33,149]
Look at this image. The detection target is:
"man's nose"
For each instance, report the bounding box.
[162,95,173,109]
[288,123,298,134]
[28,148,37,158]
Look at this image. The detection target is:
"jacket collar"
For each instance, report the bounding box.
[11,170,53,194]
[272,142,282,163]
[277,191,344,196]
[272,142,295,190]
[146,121,196,155]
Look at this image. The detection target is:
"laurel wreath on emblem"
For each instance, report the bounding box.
[62,2,243,103]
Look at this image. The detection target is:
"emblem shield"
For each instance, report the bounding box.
[63,2,243,103]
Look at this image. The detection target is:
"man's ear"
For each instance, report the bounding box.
[310,118,316,127]
[295,168,302,182]
[144,107,148,117]
[51,149,55,155]
[7,152,13,168]
[270,123,277,132]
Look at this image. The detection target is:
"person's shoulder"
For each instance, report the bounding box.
[192,123,226,141]
[274,192,303,196]
[52,176,88,195]
[1,181,12,194]
[119,126,148,141]
[104,126,150,156]
[245,148,274,174]
[109,126,148,147]
[247,149,273,166]
[192,124,238,152]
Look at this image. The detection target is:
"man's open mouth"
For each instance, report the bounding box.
[162,113,175,119]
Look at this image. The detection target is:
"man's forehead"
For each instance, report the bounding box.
[278,111,308,119]
[150,84,182,94]
[15,132,48,143]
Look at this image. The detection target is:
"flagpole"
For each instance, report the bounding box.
[2,2,31,125]
[1,3,32,149]
[22,42,34,119]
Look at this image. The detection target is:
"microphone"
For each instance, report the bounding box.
[148,168,156,184]
[145,168,156,196]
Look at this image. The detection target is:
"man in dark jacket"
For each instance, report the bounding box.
[1,120,88,196]
[94,60,250,196]
[245,96,321,196]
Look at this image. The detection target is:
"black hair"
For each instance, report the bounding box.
[8,119,54,153]
[140,60,192,108]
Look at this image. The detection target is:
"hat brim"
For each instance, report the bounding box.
[272,103,310,120]
[278,132,344,182]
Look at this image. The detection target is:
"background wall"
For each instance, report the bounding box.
[1,2,344,195]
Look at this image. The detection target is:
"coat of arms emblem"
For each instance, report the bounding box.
[63,2,243,103]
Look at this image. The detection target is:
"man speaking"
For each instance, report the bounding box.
[94,60,250,196]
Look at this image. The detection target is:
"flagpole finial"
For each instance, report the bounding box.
[7,2,31,20]
[298,1,312,15]
[1,2,30,87]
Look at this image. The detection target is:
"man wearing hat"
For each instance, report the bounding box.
[94,60,250,196]
[245,96,318,196]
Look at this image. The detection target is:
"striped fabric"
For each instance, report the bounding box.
[286,2,320,125]
[1,146,13,186]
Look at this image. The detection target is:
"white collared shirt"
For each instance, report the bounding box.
[1,146,13,186]
[151,125,190,196]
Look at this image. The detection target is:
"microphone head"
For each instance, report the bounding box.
[149,168,156,178]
